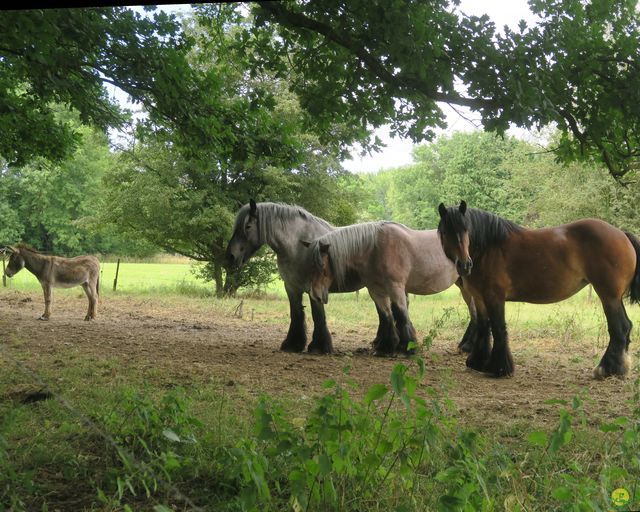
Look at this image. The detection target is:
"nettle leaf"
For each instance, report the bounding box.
[364,383,388,405]
[527,431,548,446]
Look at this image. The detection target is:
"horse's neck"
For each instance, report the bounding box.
[263,218,330,255]
[22,250,50,277]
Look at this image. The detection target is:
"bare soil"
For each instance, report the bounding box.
[0,290,635,430]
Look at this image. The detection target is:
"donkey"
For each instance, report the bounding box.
[2,244,100,321]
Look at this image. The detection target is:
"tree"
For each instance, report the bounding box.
[245,0,640,179]
[99,9,360,296]
[0,109,155,256]
[0,7,193,166]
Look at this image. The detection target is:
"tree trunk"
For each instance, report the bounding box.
[213,260,224,298]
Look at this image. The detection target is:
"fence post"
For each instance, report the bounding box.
[2,257,5,287]
[113,258,120,292]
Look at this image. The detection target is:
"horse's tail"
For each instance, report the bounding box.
[624,232,640,304]
[96,274,100,296]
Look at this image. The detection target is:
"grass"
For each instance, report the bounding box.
[2,263,640,511]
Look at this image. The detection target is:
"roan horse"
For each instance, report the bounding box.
[2,244,100,321]
[304,221,477,355]
[437,201,640,379]
[226,201,363,354]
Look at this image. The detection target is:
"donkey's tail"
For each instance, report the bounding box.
[624,232,640,304]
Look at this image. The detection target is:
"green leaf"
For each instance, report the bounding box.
[162,429,181,443]
[552,486,572,501]
[364,383,388,404]
[527,431,548,446]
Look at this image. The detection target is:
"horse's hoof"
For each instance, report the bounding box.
[458,341,474,354]
[37,316,49,321]
[84,316,93,321]
[465,355,487,372]
[307,345,331,355]
[373,350,396,358]
[594,352,631,380]
[280,341,306,353]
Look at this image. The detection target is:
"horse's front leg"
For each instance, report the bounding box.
[307,298,333,354]
[369,292,399,356]
[82,282,97,321]
[280,285,307,352]
[389,286,417,355]
[37,282,52,321]
[484,298,514,377]
[465,296,491,372]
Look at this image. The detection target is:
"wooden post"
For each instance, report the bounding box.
[2,257,5,287]
[113,258,120,291]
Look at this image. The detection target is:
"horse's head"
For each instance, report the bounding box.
[437,201,473,276]
[301,239,333,304]
[225,199,262,268]
[2,246,24,278]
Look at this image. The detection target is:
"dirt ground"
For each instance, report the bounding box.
[0,289,636,430]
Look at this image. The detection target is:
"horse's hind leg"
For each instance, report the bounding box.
[82,282,97,321]
[594,299,631,379]
[307,298,333,354]
[39,283,52,320]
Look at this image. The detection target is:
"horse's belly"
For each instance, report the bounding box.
[507,280,588,304]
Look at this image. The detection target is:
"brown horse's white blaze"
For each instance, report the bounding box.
[437,201,640,380]
[2,244,100,321]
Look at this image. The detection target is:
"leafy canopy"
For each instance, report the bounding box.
[246,0,640,179]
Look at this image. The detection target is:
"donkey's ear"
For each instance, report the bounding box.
[299,239,311,248]
[319,241,331,253]
[438,203,447,219]
[249,199,258,218]
[459,200,467,215]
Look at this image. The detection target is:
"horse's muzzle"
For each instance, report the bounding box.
[456,258,473,276]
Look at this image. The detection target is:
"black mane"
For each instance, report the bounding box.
[439,207,522,254]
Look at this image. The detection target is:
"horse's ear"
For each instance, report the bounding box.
[299,239,311,248]
[438,203,447,219]
[6,246,17,254]
[459,200,467,215]
[249,199,258,218]
[319,241,331,253]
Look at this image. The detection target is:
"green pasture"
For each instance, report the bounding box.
[2,260,632,347]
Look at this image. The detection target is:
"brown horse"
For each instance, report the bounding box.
[437,201,640,379]
[2,244,100,321]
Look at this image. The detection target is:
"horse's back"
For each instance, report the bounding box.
[501,219,636,302]
[377,224,457,294]
[50,254,100,287]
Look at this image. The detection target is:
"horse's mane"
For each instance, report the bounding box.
[464,208,522,253]
[234,202,333,244]
[15,243,41,254]
[311,221,399,288]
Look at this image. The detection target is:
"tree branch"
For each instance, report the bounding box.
[256,1,494,111]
